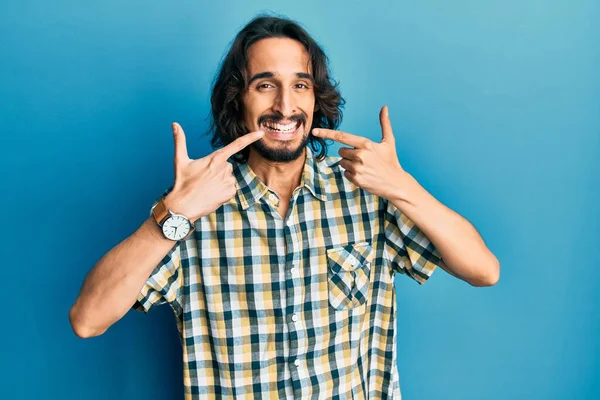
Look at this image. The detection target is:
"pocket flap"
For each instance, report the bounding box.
[327,241,374,274]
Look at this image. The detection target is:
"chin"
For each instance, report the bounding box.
[252,134,309,163]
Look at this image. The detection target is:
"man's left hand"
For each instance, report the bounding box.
[312,105,407,201]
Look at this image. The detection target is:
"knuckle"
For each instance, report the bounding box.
[207,161,219,172]
[227,185,237,197]
[210,154,222,165]
[212,151,225,162]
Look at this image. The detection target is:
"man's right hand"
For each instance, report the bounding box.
[163,122,264,221]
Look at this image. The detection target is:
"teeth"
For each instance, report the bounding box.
[262,122,298,133]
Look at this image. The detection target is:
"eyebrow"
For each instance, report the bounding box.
[248,72,315,85]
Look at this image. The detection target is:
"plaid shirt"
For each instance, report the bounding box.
[134,147,444,399]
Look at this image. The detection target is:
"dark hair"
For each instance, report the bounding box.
[208,14,345,162]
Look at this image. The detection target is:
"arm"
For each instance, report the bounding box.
[69,123,265,338]
[69,217,176,338]
[313,106,500,287]
[388,172,500,286]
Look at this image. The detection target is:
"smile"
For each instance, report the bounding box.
[261,120,301,133]
[260,120,302,141]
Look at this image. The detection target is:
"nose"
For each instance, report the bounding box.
[272,87,296,117]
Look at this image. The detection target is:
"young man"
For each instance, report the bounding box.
[69,15,499,399]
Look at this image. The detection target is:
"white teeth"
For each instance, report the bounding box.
[262,121,298,133]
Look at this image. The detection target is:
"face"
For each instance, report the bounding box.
[241,37,316,163]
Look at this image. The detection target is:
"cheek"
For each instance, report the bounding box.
[303,98,316,125]
[245,93,273,114]
[298,95,316,116]
[242,95,264,125]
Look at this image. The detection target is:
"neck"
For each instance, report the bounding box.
[247,147,307,198]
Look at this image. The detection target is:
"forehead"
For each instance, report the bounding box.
[246,37,312,77]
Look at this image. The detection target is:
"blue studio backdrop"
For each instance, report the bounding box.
[1,0,598,399]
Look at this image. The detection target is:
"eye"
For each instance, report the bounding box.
[257,83,274,90]
[295,83,310,89]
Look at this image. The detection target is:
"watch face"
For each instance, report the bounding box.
[162,215,191,241]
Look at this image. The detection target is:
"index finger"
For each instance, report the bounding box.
[313,128,369,148]
[218,130,265,159]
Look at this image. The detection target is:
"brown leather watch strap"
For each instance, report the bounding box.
[151,198,169,226]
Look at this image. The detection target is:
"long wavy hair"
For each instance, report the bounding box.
[209,15,345,163]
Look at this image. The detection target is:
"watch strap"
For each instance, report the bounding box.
[151,198,169,226]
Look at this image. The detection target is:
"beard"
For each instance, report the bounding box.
[251,113,310,162]
[251,130,310,162]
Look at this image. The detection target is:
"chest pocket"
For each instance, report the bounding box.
[326,241,374,310]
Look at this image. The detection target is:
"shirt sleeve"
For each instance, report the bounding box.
[132,243,183,314]
[382,198,446,284]
[132,187,183,314]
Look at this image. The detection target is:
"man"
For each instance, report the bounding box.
[69,15,499,399]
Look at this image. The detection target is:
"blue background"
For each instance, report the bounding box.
[1,0,598,399]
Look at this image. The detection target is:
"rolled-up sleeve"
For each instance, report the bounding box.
[132,243,183,314]
[383,199,446,284]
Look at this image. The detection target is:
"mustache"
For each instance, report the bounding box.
[258,113,306,126]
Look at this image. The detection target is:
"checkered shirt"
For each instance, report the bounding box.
[134,147,444,399]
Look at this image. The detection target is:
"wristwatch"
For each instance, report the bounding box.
[151,198,195,241]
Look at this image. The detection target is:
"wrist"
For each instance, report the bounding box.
[163,192,203,223]
[162,193,188,218]
[147,191,196,242]
[387,170,416,203]
[144,216,174,244]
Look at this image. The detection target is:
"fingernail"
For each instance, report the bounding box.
[313,129,319,136]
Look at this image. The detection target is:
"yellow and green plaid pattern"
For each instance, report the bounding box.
[134,148,444,399]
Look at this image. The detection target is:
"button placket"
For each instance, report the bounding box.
[284,209,308,392]
[267,192,279,208]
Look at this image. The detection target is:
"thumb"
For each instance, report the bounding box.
[172,122,190,164]
[379,105,395,143]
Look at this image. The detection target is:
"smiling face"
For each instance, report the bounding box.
[241,37,316,162]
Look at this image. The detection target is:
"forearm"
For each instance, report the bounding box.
[389,172,500,286]
[69,217,176,338]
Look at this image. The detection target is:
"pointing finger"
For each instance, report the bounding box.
[218,130,265,160]
[312,128,369,148]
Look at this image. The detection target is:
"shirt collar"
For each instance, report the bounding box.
[233,147,328,211]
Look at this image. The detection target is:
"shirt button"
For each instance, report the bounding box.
[291,314,298,322]
[294,359,300,367]
[268,193,276,201]
[290,266,296,274]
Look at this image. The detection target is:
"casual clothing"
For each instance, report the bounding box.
[134,148,444,399]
